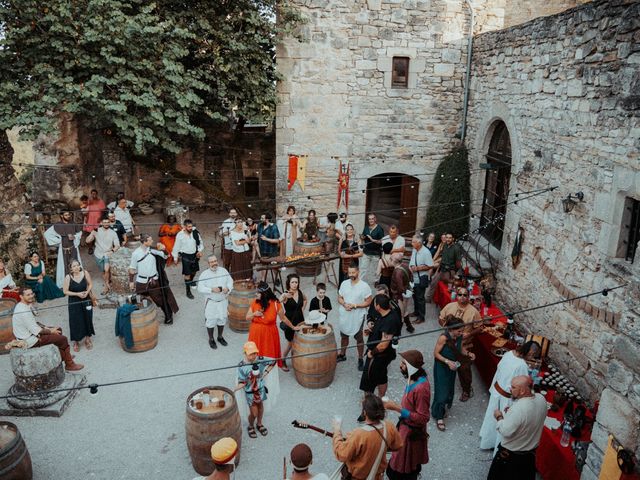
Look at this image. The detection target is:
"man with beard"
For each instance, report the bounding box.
[257,212,281,281]
[173,219,204,300]
[129,234,179,324]
[336,264,372,371]
[426,232,462,303]
[108,210,127,244]
[197,255,234,349]
[219,207,238,270]
[44,209,83,288]
[384,350,431,480]
[438,286,482,402]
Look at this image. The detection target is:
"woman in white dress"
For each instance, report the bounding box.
[479,340,540,452]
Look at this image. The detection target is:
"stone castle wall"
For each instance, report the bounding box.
[464,0,640,477]
[275,0,595,232]
[501,0,593,28]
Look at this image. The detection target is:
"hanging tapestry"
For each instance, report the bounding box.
[337,159,350,209]
[297,155,307,191]
[287,154,298,190]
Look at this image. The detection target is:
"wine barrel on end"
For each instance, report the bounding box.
[0,422,32,480]
[228,281,256,333]
[294,241,323,276]
[186,386,242,475]
[291,324,337,389]
[0,298,17,355]
[119,303,159,353]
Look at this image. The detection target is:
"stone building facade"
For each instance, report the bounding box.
[464,1,640,477]
[275,0,593,234]
[278,0,639,477]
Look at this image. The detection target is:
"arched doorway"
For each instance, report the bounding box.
[480,121,512,249]
[365,173,419,236]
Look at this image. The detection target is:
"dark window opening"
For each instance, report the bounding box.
[618,197,640,262]
[392,57,410,88]
[245,176,260,198]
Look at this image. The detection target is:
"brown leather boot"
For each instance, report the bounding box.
[61,345,85,371]
[66,362,85,371]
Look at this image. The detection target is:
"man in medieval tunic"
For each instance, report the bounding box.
[44,210,83,288]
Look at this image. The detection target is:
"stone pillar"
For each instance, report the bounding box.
[581,249,640,479]
[109,242,141,294]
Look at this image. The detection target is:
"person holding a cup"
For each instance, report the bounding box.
[63,259,95,352]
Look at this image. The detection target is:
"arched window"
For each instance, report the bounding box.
[480,121,512,249]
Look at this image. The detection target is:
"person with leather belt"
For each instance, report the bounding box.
[128,234,179,324]
[172,219,204,300]
[480,341,541,452]
[487,376,547,480]
[197,255,233,349]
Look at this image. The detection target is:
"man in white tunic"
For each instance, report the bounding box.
[479,341,539,452]
[114,197,135,237]
[197,255,234,349]
[86,217,120,294]
[336,264,372,372]
[172,219,204,300]
[219,208,238,271]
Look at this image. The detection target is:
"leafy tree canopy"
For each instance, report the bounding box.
[0,0,301,154]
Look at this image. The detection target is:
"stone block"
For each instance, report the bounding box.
[613,335,640,374]
[607,360,633,395]
[433,63,455,76]
[355,60,377,70]
[367,0,381,10]
[441,49,461,63]
[596,388,639,448]
[567,79,584,97]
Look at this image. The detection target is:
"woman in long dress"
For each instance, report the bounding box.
[279,273,306,372]
[278,206,301,257]
[24,252,64,303]
[229,218,252,281]
[479,340,540,451]
[338,224,363,285]
[246,282,299,369]
[0,259,20,302]
[158,215,182,266]
[63,259,95,351]
[431,316,475,431]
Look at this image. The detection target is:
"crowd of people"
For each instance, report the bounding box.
[4,197,548,480]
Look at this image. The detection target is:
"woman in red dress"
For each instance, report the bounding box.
[245,282,300,370]
[158,215,182,266]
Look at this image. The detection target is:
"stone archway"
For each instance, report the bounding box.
[365,173,419,236]
[480,121,512,250]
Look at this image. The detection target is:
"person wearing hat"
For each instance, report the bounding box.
[286,443,329,480]
[235,341,276,439]
[383,350,431,480]
[192,437,238,480]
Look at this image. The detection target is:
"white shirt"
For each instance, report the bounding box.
[230,230,250,253]
[335,220,348,236]
[88,227,120,259]
[12,302,42,348]
[0,273,16,290]
[382,234,405,252]
[497,393,548,451]
[173,229,203,257]
[114,206,134,232]
[24,261,45,277]
[337,278,372,336]
[129,246,164,282]
[220,218,236,250]
[409,245,433,283]
[107,200,134,210]
[197,267,234,301]
[490,351,529,397]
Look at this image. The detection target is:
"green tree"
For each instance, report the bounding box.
[424,146,471,238]
[0,0,301,154]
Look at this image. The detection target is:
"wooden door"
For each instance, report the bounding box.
[399,175,419,236]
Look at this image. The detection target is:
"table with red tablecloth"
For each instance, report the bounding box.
[536,390,593,480]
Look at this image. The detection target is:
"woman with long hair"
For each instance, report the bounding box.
[279,273,307,371]
[338,224,363,285]
[246,281,300,370]
[63,259,95,351]
[24,252,64,303]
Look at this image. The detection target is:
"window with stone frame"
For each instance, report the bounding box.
[244,176,260,198]
[391,57,410,88]
[617,196,640,262]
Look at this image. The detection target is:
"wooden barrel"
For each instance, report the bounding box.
[291,324,337,389]
[294,241,323,276]
[228,281,256,333]
[186,386,242,475]
[119,303,159,353]
[0,298,17,355]
[0,422,33,480]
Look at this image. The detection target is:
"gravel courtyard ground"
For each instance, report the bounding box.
[0,212,494,479]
